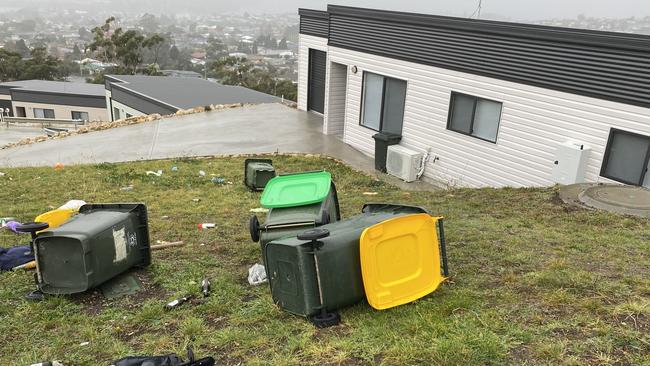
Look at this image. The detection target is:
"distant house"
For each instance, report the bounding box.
[104,75,279,121]
[298,6,650,188]
[0,80,105,121]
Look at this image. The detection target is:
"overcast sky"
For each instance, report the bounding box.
[2,0,649,20]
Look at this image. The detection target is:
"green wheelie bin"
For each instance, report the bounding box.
[264,204,431,326]
[249,171,340,265]
[34,203,151,295]
[244,158,276,191]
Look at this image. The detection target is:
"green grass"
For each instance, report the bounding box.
[0,155,648,365]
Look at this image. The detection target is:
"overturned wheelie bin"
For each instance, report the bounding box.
[33,203,151,295]
[249,171,340,265]
[264,204,448,327]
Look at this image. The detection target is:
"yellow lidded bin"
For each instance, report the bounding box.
[360,213,447,310]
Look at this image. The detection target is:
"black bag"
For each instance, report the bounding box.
[112,354,215,366]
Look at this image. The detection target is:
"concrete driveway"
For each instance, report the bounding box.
[0,103,373,172]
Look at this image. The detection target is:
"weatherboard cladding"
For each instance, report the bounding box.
[10,89,106,108]
[298,8,329,38]
[300,6,650,109]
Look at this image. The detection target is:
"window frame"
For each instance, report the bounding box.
[71,111,89,121]
[446,92,502,144]
[15,106,26,117]
[599,128,650,186]
[358,71,407,133]
[34,108,55,119]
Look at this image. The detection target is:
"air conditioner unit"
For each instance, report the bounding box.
[386,145,423,182]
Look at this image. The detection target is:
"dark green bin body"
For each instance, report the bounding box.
[256,182,340,265]
[265,204,428,317]
[244,159,276,191]
[34,203,151,295]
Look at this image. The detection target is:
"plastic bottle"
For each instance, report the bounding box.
[197,223,216,230]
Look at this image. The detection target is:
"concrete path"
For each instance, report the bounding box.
[0,103,372,170]
[560,183,650,217]
[0,125,45,146]
[0,103,437,190]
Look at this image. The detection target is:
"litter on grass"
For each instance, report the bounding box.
[363,192,379,196]
[249,207,269,213]
[146,170,163,177]
[248,263,267,285]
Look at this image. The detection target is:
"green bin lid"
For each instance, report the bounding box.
[261,171,332,208]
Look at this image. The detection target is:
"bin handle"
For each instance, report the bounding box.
[435,217,449,277]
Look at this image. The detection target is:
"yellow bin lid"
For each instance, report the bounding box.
[360,213,445,310]
[34,208,76,231]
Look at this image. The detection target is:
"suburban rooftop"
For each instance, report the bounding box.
[105,75,280,109]
[0,79,105,96]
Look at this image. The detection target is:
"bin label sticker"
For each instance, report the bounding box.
[113,227,128,263]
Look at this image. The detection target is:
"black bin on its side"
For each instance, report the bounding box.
[372,132,402,172]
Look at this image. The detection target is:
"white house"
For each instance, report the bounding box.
[297,6,650,188]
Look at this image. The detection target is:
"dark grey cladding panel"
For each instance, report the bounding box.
[299,8,329,38]
[10,90,106,108]
[111,86,178,115]
[327,6,650,108]
[0,86,11,95]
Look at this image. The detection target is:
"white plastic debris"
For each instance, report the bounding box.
[198,170,206,177]
[146,170,163,177]
[249,207,269,213]
[58,200,87,210]
[248,263,268,285]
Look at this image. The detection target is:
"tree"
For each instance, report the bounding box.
[205,36,226,59]
[278,38,288,49]
[209,57,297,101]
[14,39,31,58]
[78,27,92,41]
[22,47,64,80]
[112,29,145,73]
[140,13,160,33]
[0,49,24,81]
[88,17,117,63]
[143,34,164,65]
[169,45,180,61]
[72,44,82,60]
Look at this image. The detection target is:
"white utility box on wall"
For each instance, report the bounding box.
[551,141,591,184]
[386,145,423,182]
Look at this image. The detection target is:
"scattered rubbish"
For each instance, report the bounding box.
[151,241,184,250]
[248,263,267,285]
[79,341,90,346]
[165,294,194,310]
[146,170,163,177]
[363,192,379,196]
[111,344,215,366]
[0,217,16,227]
[29,361,65,366]
[201,278,211,297]
[198,170,206,177]
[12,260,36,271]
[249,207,269,213]
[4,221,26,234]
[54,162,64,170]
[0,172,5,177]
[58,200,87,210]
[101,273,143,299]
[161,215,169,219]
[0,245,34,271]
[192,198,201,203]
[171,166,178,172]
[197,223,216,230]
[120,185,134,191]
[211,176,226,184]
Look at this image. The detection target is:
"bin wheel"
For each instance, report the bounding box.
[311,311,340,328]
[249,216,260,243]
[15,221,49,234]
[297,228,330,241]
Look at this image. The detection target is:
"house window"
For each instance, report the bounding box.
[71,111,89,121]
[600,129,650,186]
[15,107,26,117]
[360,72,407,135]
[34,108,55,119]
[447,92,502,143]
[126,113,132,118]
[113,107,120,120]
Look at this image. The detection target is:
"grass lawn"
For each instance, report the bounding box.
[0,155,648,365]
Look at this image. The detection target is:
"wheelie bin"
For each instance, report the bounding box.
[244,158,276,191]
[34,203,151,295]
[264,204,441,325]
[249,171,340,265]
